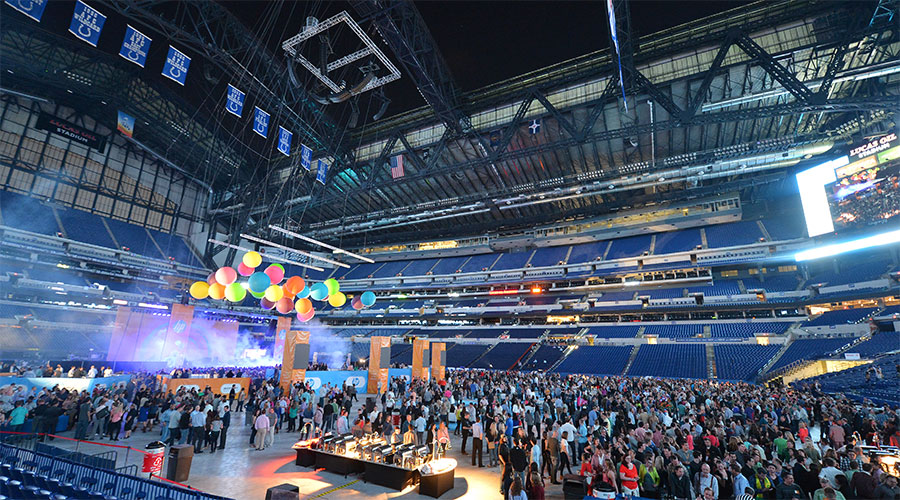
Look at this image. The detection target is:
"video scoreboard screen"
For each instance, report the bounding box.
[797,132,899,238]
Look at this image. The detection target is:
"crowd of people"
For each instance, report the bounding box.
[2,362,900,500]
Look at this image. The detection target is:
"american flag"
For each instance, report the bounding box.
[390,154,404,179]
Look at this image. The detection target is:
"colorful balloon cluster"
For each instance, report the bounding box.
[188,251,378,322]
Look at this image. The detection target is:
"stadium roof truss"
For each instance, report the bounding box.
[249,0,898,248]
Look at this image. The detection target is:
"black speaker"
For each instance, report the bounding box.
[293,343,310,370]
[379,346,391,369]
[422,349,430,367]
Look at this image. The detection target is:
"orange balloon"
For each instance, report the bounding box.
[294,298,312,315]
[282,284,296,299]
[208,282,226,300]
[284,276,305,296]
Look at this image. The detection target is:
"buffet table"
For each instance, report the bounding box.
[418,458,457,498]
[313,449,366,476]
[363,460,420,491]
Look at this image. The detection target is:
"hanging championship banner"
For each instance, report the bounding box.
[299,144,312,171]
[69,0,106,47]
[5,0,49,22]
[162,45,191,86]
[277,126,292,156]
[119,25,151,68]
[253,107,269,138]
[225,84,245,118]
[316,159,328,185]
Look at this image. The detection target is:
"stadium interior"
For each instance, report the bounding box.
[0,0,898,499]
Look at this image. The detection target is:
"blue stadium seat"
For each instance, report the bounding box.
[606,235,651,259]
[553,346,632,375]
[529,246,569,267]
[653,229,701,254]
[704,221,764,247]
[628,344,706,378]
[714,344,781,380]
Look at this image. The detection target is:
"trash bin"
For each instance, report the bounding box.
[166,444,193,482]
[143,441,166,475]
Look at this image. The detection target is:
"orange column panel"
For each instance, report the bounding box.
[367,336,391,394]
[411,338,430,381]
[280,330,310,393]
[431,342,446,382]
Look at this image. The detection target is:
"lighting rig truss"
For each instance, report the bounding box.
[282,11,401,101]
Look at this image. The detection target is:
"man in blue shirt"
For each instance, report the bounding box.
[732,463,753,499]
[9,401,28,433]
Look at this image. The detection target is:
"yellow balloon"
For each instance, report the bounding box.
[264,284,284,302]
[242,251,262,268]
[328,291,347,308]
[189,281,209,300]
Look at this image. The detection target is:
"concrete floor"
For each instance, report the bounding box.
[42,408,567,500]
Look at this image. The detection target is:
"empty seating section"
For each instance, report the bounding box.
[56,207,115,248]
[689,280,741,295]
[445,344,491,367]
[25,266,87,286]
[553,346,632,375]
[1,443,229,500]
[523,296,557,305]
[529,246,569,267]
[103,218,163,258]
[350,343,370,362]
[605,235,651,259]
[653,229,701,254]
[147,228,201,267]
[879,304,900,316]
[491,251,531,271]
[714,344,780,380]
[566,241,606,264]
[504,329,546,338]
[339,262,383,280]
[628,344,706,379]
[426,329,469,339]
[471,342,532,369]
[704,221,764,247]
[523,345,565,370]
[761,218,805,241]
[709,322,790,338]
[768,338,852,371]
[809,259,891,286]
[429,256,469,275]
[598,291,636,301]
[744,275,800,292]
[466,328,504,338]
[642,324,703,338]
[27,307,111,325]
[0,191,60,235]
[372,260,409,278]
[805,354,900,405]
[402,258,438,275]
[806,308,878,326]
[390,344,413,365]
[460,253,499,273]
[584,325,640,338]
[847,332,900,356]
[642,287,685,299]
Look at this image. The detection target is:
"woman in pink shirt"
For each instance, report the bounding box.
[107,403,124,441]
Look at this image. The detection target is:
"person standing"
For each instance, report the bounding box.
[254,410,269,451]
[471,415,484,467]
[208,415,222,452]
[74,399,91,440]
[190,405,206,453]
[547,430,561,484]
[620,454,640,497]
[165,406,181,446]
[219,405,231,449]
[460,409,471,455]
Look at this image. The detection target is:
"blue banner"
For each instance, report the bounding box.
[68,0,106,47]
[4,0,48,22]
[303,369,410,393]
[225,84,245,118]
[162,45,191,86]
[300,144,313,171]
[316,159,328,184]
[118,24,151,68]
[253,107,269,138]
[277,126,292,156]
[0,375,132,395]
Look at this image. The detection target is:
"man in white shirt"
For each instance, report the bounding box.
[470,416,484,468]
[415,413,427,446]
[190,406,207,453]
[254,411,269,450]
[336,410,350,435]
[559,418,577,449]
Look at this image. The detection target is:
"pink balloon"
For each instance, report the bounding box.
[264,265,285,285]
[260,297,275,310]
[297,308,315,322]
[237,262,253,277]
[215,267,237,285]
[275,297,294,314]
[206,272,217,286]
[351,297,363,310]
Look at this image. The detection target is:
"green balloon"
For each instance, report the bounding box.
[224,282,247,302]
[249,289,266,299]
[325,278,339,295]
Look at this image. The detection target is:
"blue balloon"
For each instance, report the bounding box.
[295,286,310,299]
[361,291,376,307]
[248,272,271,293]
[310,282,329,301]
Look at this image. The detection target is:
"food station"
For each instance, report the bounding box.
[292,433,457,497]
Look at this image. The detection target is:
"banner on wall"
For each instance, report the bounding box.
[0,375,131,394]
[119,24,151,68]
[165,377,250,396]
[162,304,193,366]
[116,110,135,138]
[69,0,106,47]
[162,45,191,86]
[273,316,291,361]
[5,0,48,22]
[303,369,410,393]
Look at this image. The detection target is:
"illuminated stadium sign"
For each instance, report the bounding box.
[797,132,899,238]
